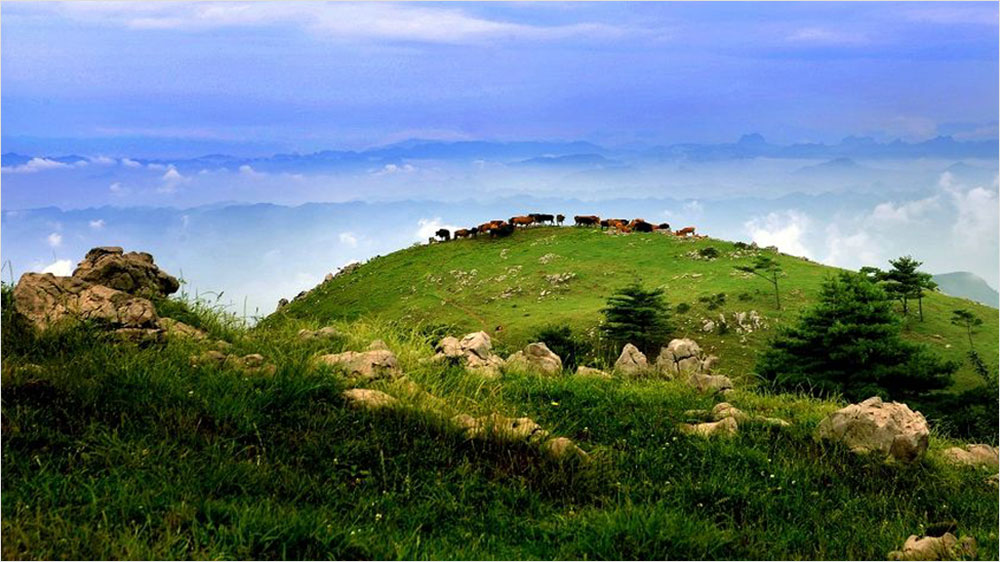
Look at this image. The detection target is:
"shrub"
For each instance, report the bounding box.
[600,282,672,356]
[698,247,720,259]
[675,302,691,314]
[755,271,957,402]
[697,293,726,310]
[532,325,594,371]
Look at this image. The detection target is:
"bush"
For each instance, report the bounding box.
[600,282,672,356]
[675,302,691,314]
[698,247,720,259]
[698,293,726,310]
[532,325,594,371]
[737,292,753,302]
[755,271,957,402]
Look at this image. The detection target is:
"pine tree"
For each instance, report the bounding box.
[600,282,672,355]
[863,257,936,321]
[735,254,782,309]
[756,271,956,401]
[950,309,984,350]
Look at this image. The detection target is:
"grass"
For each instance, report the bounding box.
[274,226,999,393]
[2,287,998,560]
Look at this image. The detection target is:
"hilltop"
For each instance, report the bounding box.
[273,226,998,393]
[933,272,1000,309]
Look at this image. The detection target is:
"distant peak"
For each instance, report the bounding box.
[737,133,767,145]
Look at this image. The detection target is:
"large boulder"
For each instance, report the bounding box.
[315,348,400,381]
[460,331,493,360]
[72,246,179,298]
[655,338,718,379]
[888,533,977,561]
[431,332,505,374]
[507,342,563,375]
[815,397,930,463]
[940,444,999,469]
[614,343,648,375]
[13,273,159,332]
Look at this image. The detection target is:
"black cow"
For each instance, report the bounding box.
[556,214,565,225]
[435,228,451,241]
[530,213,555,225]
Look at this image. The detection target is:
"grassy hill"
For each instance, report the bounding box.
[275,226,998,393]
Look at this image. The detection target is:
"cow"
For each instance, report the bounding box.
[435,228,451,241]
[510,215,535,227]
[607,219,629,231]
[574,215,600,227]
[657,222,671,231]
[489,221,515,238]
[675,226,696,237]
[530,213,555,225]
[629,219,654,233]
[454,228,472,239]
[477,221,502,233]
[556,214,565,225]
[600,219,610,230]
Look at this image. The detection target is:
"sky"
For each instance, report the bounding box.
[2,1,998,156]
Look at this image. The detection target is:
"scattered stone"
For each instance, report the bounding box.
[538,253,561,265]
[940,444,999,469]
[431,332,505,374]
[888,533,977,561]
[701,319,716,333]
[276,298,289,309]
[815,396,930,463]
[367,339,389,351]
[190,350,229,368]
[541,437,588,461]
[342,388,398,411]
[72,246,179,298]
[452,413,550,445]
[315,349,400,381]
[507,342,563,375]
[297,326,342,341]
[711,402,749,422]
[680,416,738,438]
[324,273,334,282]
[158,317,207,340]
[688,373,734,394]
[576,366,612,379]
[434,336,463,358]
[614,343,648,375]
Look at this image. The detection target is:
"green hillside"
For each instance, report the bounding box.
[275,226,998,393]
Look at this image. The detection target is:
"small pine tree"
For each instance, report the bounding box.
[866,256,936,321]
[735,255,782,309]
[600,282,672,355]
[950,309,984,350]
[756,271,956,401]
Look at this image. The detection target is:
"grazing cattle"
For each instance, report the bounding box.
[489,222,515,238]
[477,221,502,233]
[608,219,629,230]
[675,226,696,237]
[510,215,535,227]
[556,214,565,225]
[629,219,654,233]
[574,215,600,227]
[657,223,671,231]
[530,213,555,225]
[454,228,472,239]
[435,228,451,241]
[600,219,610,229]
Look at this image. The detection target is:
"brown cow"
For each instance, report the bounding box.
[477,220,503,233]
[675,226,696,237]
[629,219,654,233]
[574,215,600,226]
[454,228,472,239]
[556,214,565,225]
[510,215,534,227]
[608,219,629,230]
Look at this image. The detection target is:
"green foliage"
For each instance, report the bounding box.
[698,247,720,259]
[532,324,594,371]
[951,308,984,349]
[698,292,727,310]
[735,255,782,309]
[675,302,691,314]
[917,350,999,441]
[756,271,957,402]
[864,257,937,321]
[600,282,672,355]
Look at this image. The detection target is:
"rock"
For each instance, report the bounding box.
[72,246,179,298]
[367,339,389,351]
[13,273,159,332]
[711,402,749,422]
[701,319,716,333]
[324,273,334,282]
[315,349,400,381]
[452,413,549,444]
[342,388,398,411]
[541,437,588,461]
[432,332,505,374]
[614,343,648,374]
[815,397,930,463]
[576,366,612,379]
[158,317,207,340]
[435,336,463,358]
[940,444,999,469]
[888,533,977,561]
[190,350,228,368]
[460,331,493,360]
[680,416,738,438]
[277,298,289,309]
[508,342,562,374]
[655,338,717,379]
[297,326,341,341]
[688,373,734,393]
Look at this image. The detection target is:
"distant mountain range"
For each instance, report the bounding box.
[3,134,996,174]
[933,272,999,309]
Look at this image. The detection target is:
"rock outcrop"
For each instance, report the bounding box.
[940,444,999,469]
[430,332,504,374]
[14,273,159,332]
[315,346,400,381]
[815,397,930,463]
[888,533,977,561]
[72,246,179,298]
[506,342,563,375]
[655,338,718,379]
[614,343,648,374]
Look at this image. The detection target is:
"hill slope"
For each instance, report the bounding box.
[274,226,998,392]
[933,271,1000,309]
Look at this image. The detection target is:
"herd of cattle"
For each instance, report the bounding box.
[433,213,697,242]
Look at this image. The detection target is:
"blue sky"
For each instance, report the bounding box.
[2,1,998,156]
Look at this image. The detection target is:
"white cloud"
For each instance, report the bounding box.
[373,163,416,176]
[948,184,999,243]
[744,211,812,258]
[147,162,168,171]
[159,166,189,192]
[109,182,125,194]
[824,225,880,270]
[868,196,940,226]
[120,158,142,168]
[905,6,997,25]
[41,259,74,277]
[89,219,106,230]
[786,27,867,45]
[47,232,63,247]
[54,2,628,45]
[339,232,359,248]
[682,200,704,215]
[416,217,461,241]
[1,157,72,174]
[239,164,266,177]
[90,155,116,165]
